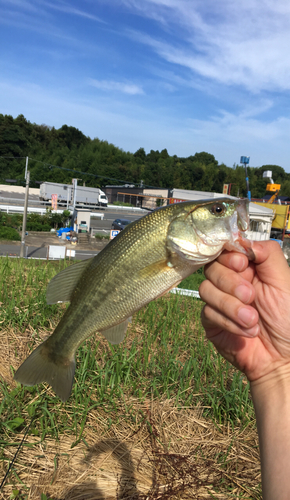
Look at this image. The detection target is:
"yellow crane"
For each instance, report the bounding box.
[266,183,281,203]
[262,170,281,203]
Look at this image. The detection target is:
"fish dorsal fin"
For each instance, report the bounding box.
[101,318,130,345]
[46,258,93,304]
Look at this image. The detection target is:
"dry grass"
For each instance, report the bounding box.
[1,300,261,499]
[1,324,261,500]
[1,396,261,500]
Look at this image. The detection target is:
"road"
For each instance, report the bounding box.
[0,191,147,234]
[90,210,143,233]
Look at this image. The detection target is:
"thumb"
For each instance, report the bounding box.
[252,240,290,286]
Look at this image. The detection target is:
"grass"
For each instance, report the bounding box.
[94,233,110,240]
[0,258,261,499]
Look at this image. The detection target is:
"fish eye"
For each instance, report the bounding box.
[210,203,225,216]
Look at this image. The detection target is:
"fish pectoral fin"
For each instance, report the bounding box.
[137,258,173,279]
[46,258,93,304]
[101,318,130,345]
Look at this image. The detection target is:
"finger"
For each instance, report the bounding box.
[199,279,259,328]
[252,240,285,265]
[251,240,290,287]
[203,260,255,304]
[206,251,256,284]
[216,250,249,272]
[201,304,260,338]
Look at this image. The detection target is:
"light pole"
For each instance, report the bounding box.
[71,178,82,231]
[240,156,251,201]
[20,170,30,258]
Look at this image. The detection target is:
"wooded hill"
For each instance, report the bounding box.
[1,113,290,199]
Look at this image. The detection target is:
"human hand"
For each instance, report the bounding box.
[199,240,290,382]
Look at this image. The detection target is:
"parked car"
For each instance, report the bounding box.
[111,219,132,230]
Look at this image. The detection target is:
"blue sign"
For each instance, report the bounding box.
[240,156,250,164]
[110,230,120,239]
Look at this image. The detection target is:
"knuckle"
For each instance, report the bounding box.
[221,314,235,332]
[204,260,218,279]
[216,271,241,295]
[201,304,210,321]
[218,292,233,313]
[199,279,206,294]
[199,279,212,301]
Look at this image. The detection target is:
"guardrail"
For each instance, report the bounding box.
[0,204,105,219]
[0,197,147,214]
[170,288,200,299]
[0,205,64,215]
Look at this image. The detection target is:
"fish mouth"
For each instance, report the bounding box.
[224,200,254,260]
[224,236,255,260]
[169,239,222,263]
[236,198,249,232]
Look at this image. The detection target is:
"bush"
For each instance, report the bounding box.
[94,233,110,240]
[26,222,51,232]
[0,210,71,234]
[26,210,71,230]
[0,226,21,241]
[112,201,133,207]
[1,213,23,229]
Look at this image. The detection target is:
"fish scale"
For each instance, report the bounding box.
[14,197,252,401]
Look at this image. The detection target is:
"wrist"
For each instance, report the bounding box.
[250,362,290,400]
[250,363,290,500]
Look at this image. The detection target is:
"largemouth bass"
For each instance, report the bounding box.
[14,197,252,401]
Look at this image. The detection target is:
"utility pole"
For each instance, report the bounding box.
[25,156,28,180]
[71,178,79,231]
[20,170,30,258]
[72,178,82,209]
[72,178,78,209]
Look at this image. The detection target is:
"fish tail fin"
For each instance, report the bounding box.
[14,341,75,402]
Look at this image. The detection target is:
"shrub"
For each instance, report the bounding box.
[94,233,110,240]
[0,226,21,241]
[26,222,51,232]
[112,201,133,207]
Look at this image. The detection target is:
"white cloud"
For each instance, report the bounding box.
[1,78,289,169]
[89,79,144,95]
[2,0,105,22]
[120,0,290,92]
[40,0,105,23]
[184,112,290,168]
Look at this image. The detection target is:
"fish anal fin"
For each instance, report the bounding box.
[46,258,93,304]
[101,318,130,345]
[14,342,75,402]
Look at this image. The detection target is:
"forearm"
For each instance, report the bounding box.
[250,364,290,500]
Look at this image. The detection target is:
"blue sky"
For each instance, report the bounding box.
[1,0,290,171]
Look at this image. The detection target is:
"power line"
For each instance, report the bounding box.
[26,157,140,185]
[0,156,27,160]
[0,156,161,189]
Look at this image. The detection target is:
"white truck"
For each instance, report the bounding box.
[39,182,108,207]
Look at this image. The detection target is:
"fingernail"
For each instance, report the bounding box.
[237,307,256,326]
[230,254,245,272]
[235,285,252,304]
